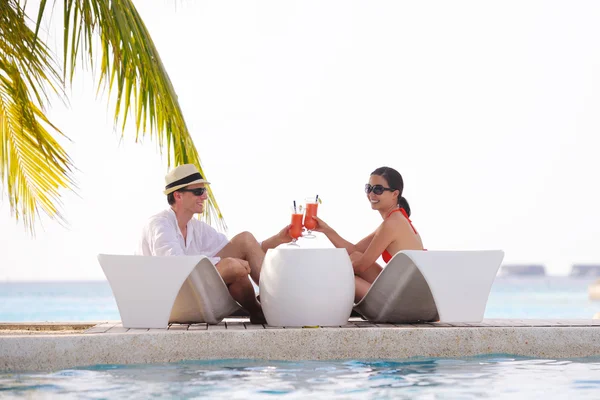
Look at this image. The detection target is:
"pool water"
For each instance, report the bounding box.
[2,356,600,399]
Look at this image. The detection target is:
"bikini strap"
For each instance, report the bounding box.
[387,208,417,234]
[386,208,404,219]
[399,208,410,220]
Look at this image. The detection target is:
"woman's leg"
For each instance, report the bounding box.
[349,251,382,283]
[350,251,383,302]
[354,276,373,303]
[358,263,383,283]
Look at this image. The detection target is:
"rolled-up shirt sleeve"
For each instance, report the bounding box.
[152,228,184,256]
[200,224,230,256]
[137,209,231,269]
[145,217,222,265]
[148,218,185,256]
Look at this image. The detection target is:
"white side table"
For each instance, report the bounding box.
[259,248,355,327]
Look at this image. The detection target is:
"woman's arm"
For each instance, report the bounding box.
[319,226,356,254]
[352,221,395,274]
[354,231,376,253]
[312,216,374,254]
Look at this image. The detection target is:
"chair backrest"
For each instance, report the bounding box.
[98,254,201,328]
[355,252,439,323]
[355,250,504,323]
[405,250,504,322]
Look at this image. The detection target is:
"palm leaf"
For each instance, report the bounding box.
[54,0,226,230]
[1,0,225,233]
[0,0,74,232]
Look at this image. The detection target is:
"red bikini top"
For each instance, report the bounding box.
[381,208,419,264]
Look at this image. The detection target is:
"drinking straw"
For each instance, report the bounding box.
[315,194,319,202]
[293,200,297,213]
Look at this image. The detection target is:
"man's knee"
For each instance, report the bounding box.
[233,231,258,246]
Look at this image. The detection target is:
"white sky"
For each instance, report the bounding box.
[2,0,600,280]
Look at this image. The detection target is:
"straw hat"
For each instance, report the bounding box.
[163,164,210,195]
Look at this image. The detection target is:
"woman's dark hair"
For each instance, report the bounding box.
[371,166,411,216]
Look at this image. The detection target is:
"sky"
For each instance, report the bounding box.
[2,0,600,280]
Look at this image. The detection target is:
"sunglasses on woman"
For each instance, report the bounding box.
[178,187,207,196]
[365,184,396,195]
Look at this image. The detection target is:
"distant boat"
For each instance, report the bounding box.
[570,264,600,278]
[499,264,546,277]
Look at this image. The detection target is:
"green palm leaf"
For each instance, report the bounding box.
[0,0,73,232]
[57,0,225,229]
[1,0,226,232]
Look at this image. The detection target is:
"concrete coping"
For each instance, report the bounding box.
[1,319,600,372]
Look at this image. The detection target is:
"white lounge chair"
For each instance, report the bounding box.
[354,250,504,323]
[97,255,242,329]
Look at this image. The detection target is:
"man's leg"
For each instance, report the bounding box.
[216,258,265,324]
[227,277,265,324]
[216,231,264,284]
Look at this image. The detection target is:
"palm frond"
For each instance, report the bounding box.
[0,0,74,232]
[57,0,226,230]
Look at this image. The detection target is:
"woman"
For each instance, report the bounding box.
[313,166,424,302]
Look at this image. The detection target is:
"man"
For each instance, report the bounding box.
[137,164,291,323]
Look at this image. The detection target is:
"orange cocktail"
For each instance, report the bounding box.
[290,213,304,240]
[288,203,304,246]
[303,197,319,238]
[303,202,318,230]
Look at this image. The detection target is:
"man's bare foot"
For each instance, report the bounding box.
[249,309,266,325]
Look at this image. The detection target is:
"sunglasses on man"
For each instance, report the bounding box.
[365,184,396,195]
[178,187,207,196]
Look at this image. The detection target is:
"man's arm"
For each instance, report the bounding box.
[151,221,186,256]
[152,221,224,264]
[260,225,292,252]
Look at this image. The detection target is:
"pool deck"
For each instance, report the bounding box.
[2,318,600,372]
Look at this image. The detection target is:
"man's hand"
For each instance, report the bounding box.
[261,224,294,251]
[216,257,251,285]
[276,224,292,243]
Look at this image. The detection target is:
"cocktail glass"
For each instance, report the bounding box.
[288,205,304,246]
[303,197,318,239]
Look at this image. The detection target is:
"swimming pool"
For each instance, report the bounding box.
[1,356,599,398]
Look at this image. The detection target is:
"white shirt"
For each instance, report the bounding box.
[136,209,229,265]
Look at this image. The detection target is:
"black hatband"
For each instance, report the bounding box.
[165,172,203,190]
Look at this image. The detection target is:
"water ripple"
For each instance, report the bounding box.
[1,355,600,399]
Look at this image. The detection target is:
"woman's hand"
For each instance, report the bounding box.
[312,216,333,234]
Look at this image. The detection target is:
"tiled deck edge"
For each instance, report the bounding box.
[2,327,600,372]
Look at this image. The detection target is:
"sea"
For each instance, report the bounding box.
[0,276,599,322]
[2,277,600,399]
